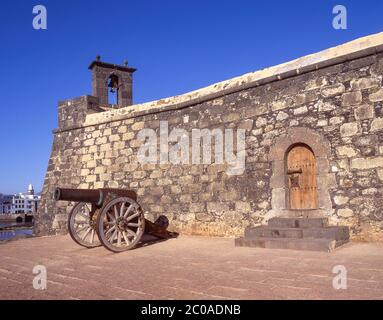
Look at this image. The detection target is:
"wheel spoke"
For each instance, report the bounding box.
[81,227,91,240]
[75,216,88,223]
[75,218,88,224]
[117,231,122,246]
[125,212,139,222]
[109,229,117,243]
[107,211,115,222]
[78,212,88,219]
[120,202,126,218]
[123,204,134,218]
[75,225,89,233]
[122,231,130,245]
[114,206,119,220]
[90,229,95,244]
[127,222,139,228]
[105,225,116,236]
[126,228,136,237]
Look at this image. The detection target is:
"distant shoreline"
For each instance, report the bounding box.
[0,222,34,231]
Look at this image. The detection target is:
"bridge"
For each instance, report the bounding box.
[0,213,34,223]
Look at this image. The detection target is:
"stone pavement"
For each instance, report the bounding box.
[0,235,383,300]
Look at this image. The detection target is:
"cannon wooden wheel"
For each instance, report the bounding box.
[68,202,101,248]
[96,197,145,252]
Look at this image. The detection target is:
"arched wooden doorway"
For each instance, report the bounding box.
[286,144,318,209]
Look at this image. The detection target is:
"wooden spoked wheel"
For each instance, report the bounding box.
[68,202,101,248]
[96,197,145,252]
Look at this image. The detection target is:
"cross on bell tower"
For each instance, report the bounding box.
[88,56,137,107]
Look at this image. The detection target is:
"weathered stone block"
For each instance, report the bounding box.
[329,116,344,125]
[371,118,383,132]
[295,92,317,105]
[171,185,182,194]
[340,122,360,137]
[190,203,205,213]
[177,194,191,203]
[238,119,254,130]
[255,117,267,128]
[293,106,308,115]
[351,78,380,90]
[336,145,357,158]
[218,190,240,201]
[305,77,328,90]
[342,91,362,106]
[276,111,289,121]
[207,202,229,215]
[95,137,107,145]
[271,100,288,111]
[92,130,101,138]
[369,89,383,102]
[320,83,345,97]
[337,208,354,218]
[222,113,240,123]
[351,157,383,170]
[131,122,145,131]
[85,175,97,183]
[84,138,95,146]
[122,132,135,140]
[117,126,128,133]
[109,134,120,142]
[317,119,328,127]
[333,195,349,205]
[354,104,374,120]
[235,201,251,212]
[195,212,213,222]
[86,160,97,168]
[317,101,336,112]
[94,167,106,174]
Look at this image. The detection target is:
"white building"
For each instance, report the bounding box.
[0,193,13,214]
[0,185,41,214]
[11,184,40,214]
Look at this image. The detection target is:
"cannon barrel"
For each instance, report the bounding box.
[53,187,138,206]
[54,188,103,206]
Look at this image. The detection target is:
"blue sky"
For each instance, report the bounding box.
[0,0,382,194]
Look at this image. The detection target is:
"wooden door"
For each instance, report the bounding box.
[287,145,318,209]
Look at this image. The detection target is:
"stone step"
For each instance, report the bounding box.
[246,226,302,239]
[268,217,328,229]
[274,209,328,218]
[245,226,349,241]
[235,236,348,252]
[302,226,349,241]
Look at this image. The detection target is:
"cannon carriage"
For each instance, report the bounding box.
[54,187,176,252]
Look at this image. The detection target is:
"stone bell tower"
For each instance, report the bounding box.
[88,56,137,107]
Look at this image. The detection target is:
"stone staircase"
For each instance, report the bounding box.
[235,217,349,252]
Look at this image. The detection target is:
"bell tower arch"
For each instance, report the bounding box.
[88,56,136,107]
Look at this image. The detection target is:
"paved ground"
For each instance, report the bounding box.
[0,235,383,300]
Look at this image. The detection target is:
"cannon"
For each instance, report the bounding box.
[53,187,177,252]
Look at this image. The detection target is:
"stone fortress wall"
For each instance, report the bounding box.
[35,32,383,241]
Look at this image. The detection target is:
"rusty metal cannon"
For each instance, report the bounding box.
[53,187,177,253]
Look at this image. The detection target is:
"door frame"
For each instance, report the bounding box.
[268,127,336,214]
